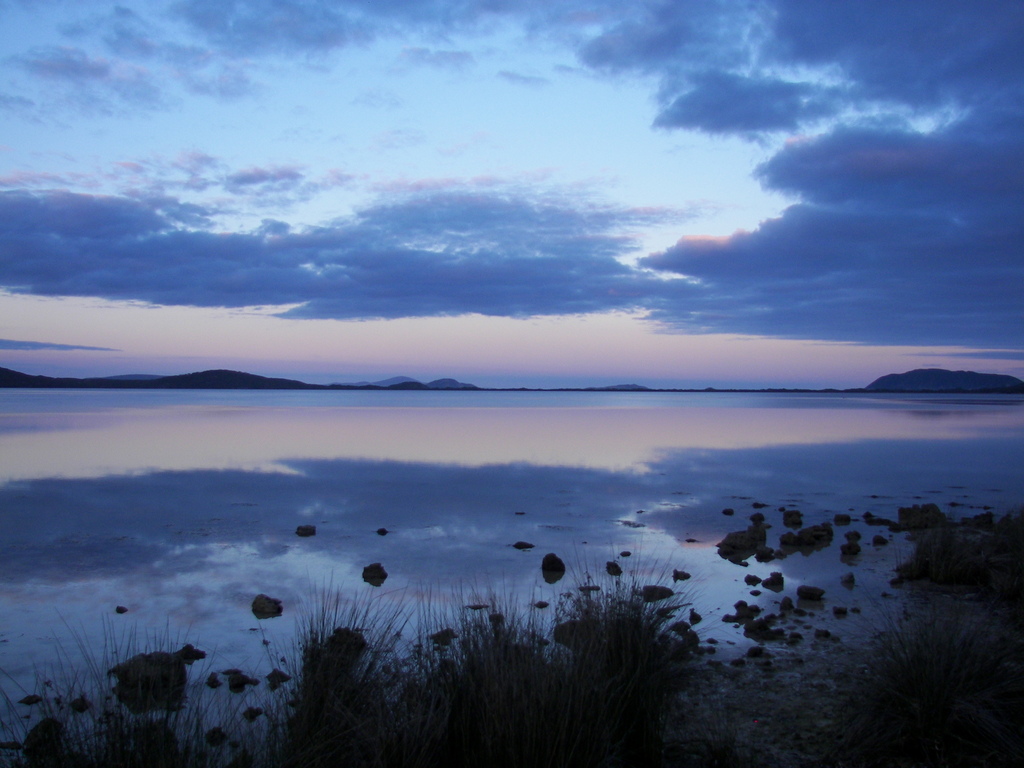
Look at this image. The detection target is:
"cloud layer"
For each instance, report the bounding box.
[0,187,689,320]
[0,1,1021,350]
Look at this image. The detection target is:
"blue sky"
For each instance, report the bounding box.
[1,0,1021,387]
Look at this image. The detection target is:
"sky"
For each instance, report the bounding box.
[0,0,1022,389]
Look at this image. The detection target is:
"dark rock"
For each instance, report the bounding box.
[672,569,691,581]
[578,585,601,593]
[23,718,63,765]
[723,600,761,623]
[362,562,388,586]
[746,645,766,658]
[18,694,42,706]
[783,510,804,528]
[376,527,389,536]
[541,553,566,572]
[109,651,187,712]
[840,572,856,586]
[252,594,283,619]
[668,620,692,635]
[69,695,90,713]
[206,727,228,747]
[898,503,947,530]
[295,525,316,537]
[620,550,631,557]
[752,502,769,509]
[750,512,766,524]
[266,669,291,690]
[863,511,898,527]
[779,523,834,549]
[845,530,862,541]
[533,601,549,609]
[176,643,206,664]
[512,541,535,550]
[689,609,703,624]
[762,572,784,591]
[796,585,825,601]
[722,508,735,516]
[243,707,264,722]
[754,546,777,562]
[779,596,794,612]
[840,541,861,556]
[206,672,223,689]
[962,511,994,529]
[814,628,832,639]
[641,585,674,602]
[717,524,767,562]
[833,606,848,617]
[430,628,458,647]
[115,605,128,614]
[833,513,852,525]
[606,561,622,576]
[554,618,599,651]
[227,672,260,693]
[744,574,762,586]
[872,534,888,546]
[744,617,786,641]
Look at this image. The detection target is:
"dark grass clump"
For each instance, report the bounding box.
[1,644,271,768]
[989,509,1024,617]
[841,609,1024,767]
[897,525,990,586]
[280,580,693,768]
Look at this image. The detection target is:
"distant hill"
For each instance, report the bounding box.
[584,383,651,391]
[0,366,479,391]
[426,378,479,390]
[865,368,1023,392]
[338,376,479,389]
[141,369,316,389]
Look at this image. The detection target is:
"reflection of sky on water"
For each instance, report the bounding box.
[1,391,1023,693]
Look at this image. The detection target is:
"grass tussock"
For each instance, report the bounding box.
[897,526,990,586]
[283,580,692,768]
[841,609,1024,767]
[0,623,276,768]
[989,510,1024,610]
[2,574,694,768]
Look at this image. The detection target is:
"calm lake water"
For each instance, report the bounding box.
[2,389,1023,696]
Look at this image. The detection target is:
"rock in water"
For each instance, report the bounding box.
[641,585,674,602]
[796,585,825,601]
[540,552,566,583]
[716,525,767,562]
[362,562,388,586]
[109,651,187,713]
[295,525,316,537]
[897,503,947,530]
[252,594,283,619]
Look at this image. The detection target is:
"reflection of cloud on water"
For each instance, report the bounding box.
[4,393,1024,481]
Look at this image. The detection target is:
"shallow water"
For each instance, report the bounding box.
[1,389,1022,698]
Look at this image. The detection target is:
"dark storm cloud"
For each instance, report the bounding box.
[0,187,690,319]
[571,0,1024,349]
[652,71,839,135]
[640,115,1024,347]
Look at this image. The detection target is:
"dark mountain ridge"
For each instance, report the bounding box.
[865,368,1023,392]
